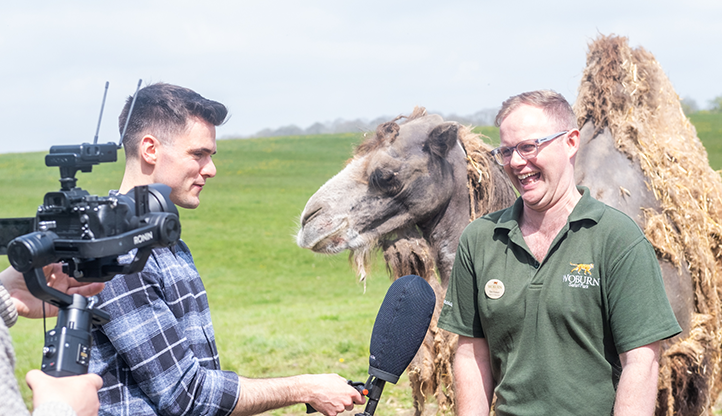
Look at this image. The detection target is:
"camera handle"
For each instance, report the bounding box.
[23,267,110,376]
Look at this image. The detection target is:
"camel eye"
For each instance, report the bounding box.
[369,169,401,195]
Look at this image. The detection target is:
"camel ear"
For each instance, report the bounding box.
[427,123,458,159]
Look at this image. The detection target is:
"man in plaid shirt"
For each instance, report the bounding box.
[89,83,364,416]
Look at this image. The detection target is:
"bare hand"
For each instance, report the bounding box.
[304,374,365,416]
[26,369,103,416]
[0,265,105,319]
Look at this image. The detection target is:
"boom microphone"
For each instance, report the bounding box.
[306,274,435,415]
[369,274,436,383]
[360,274,435,416]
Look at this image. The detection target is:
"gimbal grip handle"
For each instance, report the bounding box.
[23,267,110,325]
[24,267,73,309]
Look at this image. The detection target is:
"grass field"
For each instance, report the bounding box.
[1,133,404,415]
[690,112,722,170]
[2,113,721,414]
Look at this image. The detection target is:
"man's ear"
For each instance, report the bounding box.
[139,135,160,165]
[566,129,581,158]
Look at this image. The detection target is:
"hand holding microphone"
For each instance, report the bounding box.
[307,274,436,416]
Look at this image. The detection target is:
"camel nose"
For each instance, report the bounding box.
[301,205,323,228]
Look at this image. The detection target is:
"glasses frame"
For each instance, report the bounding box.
[491,131,569,166]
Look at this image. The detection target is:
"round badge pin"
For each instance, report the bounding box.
[484,279,505,299]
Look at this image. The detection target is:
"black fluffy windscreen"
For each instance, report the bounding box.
[368,274,436,383]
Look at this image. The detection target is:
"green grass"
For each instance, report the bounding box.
[689,112,722,170]
[2,113,722,414]
[0,134,406,415]
[475,126,500,146]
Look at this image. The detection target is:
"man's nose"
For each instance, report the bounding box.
[508,147,527,167]
[202,158,217,178]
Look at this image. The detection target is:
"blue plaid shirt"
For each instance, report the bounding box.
[89,241,240,416]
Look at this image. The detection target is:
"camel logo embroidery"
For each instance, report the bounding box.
[563,262,599,289]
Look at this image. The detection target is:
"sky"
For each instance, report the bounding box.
[0,0,720,154]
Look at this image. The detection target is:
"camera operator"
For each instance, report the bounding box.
[88,83,364,416]
[0,265,104,416]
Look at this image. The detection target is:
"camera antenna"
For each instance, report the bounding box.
[93,82,109,145]
[118,79,143,149]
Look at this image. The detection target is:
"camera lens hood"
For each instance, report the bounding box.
[8,231,58,273]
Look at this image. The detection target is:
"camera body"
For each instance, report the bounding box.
[2,142,182,376]
[10,181,181,283]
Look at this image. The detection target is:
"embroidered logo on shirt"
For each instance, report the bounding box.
[563,262,599,289]
[569,263,594,275]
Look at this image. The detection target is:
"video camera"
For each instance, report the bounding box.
[0,81,181,376]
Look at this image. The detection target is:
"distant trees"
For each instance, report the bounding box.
[249,108,500,138]
[249,98,720,138]
[680,95,722,115]
[681,97,700,115]
[709,96,722,113]
[250,116,393,138]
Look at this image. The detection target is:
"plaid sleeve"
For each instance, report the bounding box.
[91,245,239,416]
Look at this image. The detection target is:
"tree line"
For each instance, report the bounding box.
[682,96,722,115]
[248,108,499,139]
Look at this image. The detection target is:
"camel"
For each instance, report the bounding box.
[574,34,722,416]
[297,34,722,416]
[296,109,517,414]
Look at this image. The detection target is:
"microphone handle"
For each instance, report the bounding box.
[355,377,385,416]
[305,380,368,414]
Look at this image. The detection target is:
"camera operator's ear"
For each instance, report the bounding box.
[139,135,160,166]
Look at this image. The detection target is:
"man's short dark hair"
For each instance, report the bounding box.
[119,83,228,159]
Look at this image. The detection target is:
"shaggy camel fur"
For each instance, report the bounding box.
[574,34,722,416]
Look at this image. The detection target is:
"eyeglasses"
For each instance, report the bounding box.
[490,131,569,166]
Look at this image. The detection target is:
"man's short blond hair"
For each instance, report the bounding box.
[495,90,578,131]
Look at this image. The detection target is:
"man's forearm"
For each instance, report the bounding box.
[614,342,660,415]
[232,375,302,416]
[232,373,363,416]
[454,336,494,416]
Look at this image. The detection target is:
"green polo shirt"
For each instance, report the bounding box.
[438,187,681,416]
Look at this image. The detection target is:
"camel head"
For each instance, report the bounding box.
[296,107,516,414]
[296,108,472,280]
